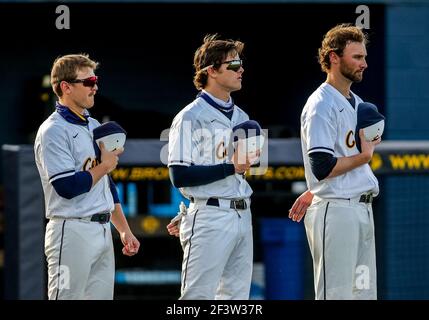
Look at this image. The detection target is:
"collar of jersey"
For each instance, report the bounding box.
[198,90,234,112]
[56,102,90,126]
[322,83,358,112]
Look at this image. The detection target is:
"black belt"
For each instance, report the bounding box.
[359,194,374,204]
[190,197,248,210]
[89,212,111,224]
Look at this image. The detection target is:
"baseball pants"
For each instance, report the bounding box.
[44,218,115,300]
[179,200,253,300]
[304,196,377,300]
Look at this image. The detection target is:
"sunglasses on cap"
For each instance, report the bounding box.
[222,59,243,72]
[66,76,98,87]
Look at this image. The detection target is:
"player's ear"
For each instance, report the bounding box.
[206,66,218,78]
[329,51,340,66]
[60,81,72,95]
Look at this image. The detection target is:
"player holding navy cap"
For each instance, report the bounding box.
[289,24,382,299]
[355,102,385,152]
[34,54,140,300]
[166,35,262,300]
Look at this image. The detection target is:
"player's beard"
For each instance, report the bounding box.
[72,95,94,111]
[340,63,363,83]
[86,94,95,108]
[82,94,95,109]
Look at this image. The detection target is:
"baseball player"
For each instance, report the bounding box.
[166,34,257,300]
[288,24,381,299]
[34,54,140,300]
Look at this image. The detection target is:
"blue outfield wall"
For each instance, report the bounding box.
[384,4,429,299]
[386,5,429,140]
[381,176,429,299]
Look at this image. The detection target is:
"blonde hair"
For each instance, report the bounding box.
[51,53,98,97]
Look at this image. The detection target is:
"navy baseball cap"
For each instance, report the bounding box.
[93,121,127,159]
[93,121,127,141]
[355,102,385,152]
[231,120,265,158]
[232,120,263,142]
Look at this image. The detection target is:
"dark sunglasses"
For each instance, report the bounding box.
[222,59,243,72]
[67,76,98,87]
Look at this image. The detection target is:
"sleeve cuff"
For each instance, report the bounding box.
[308,147,335,156]
[168,160,193,167]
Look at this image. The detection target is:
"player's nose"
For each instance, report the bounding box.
[362,58,368,69]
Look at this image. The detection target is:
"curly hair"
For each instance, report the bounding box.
[51,53,99,97]
[193,34,244,90]
[318,23,368,73]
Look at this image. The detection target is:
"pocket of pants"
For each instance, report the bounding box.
[179,209,199,246]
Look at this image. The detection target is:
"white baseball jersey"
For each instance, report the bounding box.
[301,82,379,199]
[34,111,114,219]
[168,93,252,200]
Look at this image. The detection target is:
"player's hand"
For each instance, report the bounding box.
[120,231,140,256]
[359,129,381,162]
[99,141,124,173]
[232,146,251,174]
[289,190,314,223]
[167,220,180,237]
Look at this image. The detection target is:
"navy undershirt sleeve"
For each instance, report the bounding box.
[169,164,235,188]
[51,171,93,199]
[309,152,338,181]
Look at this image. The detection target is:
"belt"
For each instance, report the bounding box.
[190,197,248,210]
[359,194,374,204]
[89,212,111,223]
[51,212,111,224]
[313,193,374,205]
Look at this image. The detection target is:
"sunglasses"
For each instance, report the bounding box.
[67,76,98,87]
[222,59,243,72]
